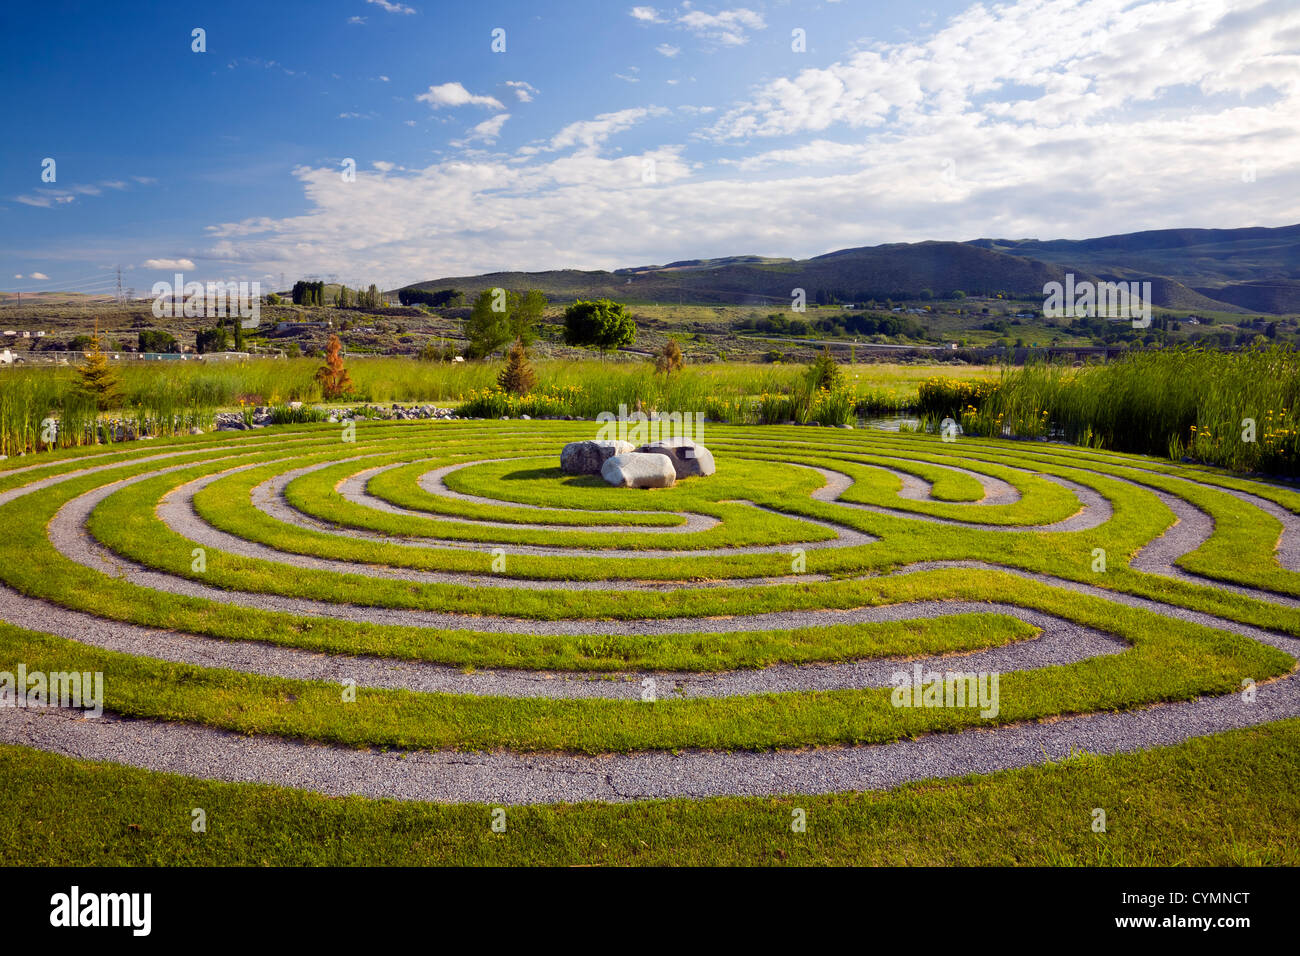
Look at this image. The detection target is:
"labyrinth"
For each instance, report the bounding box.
[2,418,1300,861]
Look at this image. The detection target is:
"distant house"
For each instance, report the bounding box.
[2,331,15,337]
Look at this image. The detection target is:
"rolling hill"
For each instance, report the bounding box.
[401,223,1300,314]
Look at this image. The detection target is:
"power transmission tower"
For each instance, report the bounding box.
[115,266,124,305]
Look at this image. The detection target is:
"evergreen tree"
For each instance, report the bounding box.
[76,331,121,410]
[497,339,538,395]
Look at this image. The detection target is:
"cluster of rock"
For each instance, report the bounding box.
[560,437,716,489]
[355,404,457,421]
[216,403,459,430]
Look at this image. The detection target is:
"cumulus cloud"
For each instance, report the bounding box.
[656,43,681,57]
[143,258,197,271]
[629,6,665,23]
[416,82,505,111]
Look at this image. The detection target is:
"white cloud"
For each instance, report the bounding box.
[348,16,366,24]
[452,113,511,147]
[416,82,505,111]
[506,80,538,102]
[29,272,49,280]
[547,106,664,151]
[366,0,415,14]
[656,43,681,58]
[630,6,665,23]
[144,258,196,271]
[678,8,765,46]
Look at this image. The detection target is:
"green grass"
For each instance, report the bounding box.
[3,718,1297,865]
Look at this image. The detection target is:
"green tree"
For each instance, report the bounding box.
[465,289,514,358]
[196,327,228,354]
[138,329,178,353]
[562,299,636,356]
[75,333,121,410]
[511,289,546,346]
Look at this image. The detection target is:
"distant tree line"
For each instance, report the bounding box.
[399,288,464,308]
[734,311,929,340]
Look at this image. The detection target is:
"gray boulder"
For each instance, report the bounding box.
[600,452,676,489]
[634,437,715,479]
[561,439,634,475]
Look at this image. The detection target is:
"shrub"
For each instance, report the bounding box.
[315,334,354,400]
[653,339,684,375]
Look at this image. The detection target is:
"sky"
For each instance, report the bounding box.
[2,0,1299,296]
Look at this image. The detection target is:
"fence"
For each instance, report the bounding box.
[0,351,257,366]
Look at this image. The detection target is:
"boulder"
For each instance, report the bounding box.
[600,452,676,489]
[634,437,715,479]
[561,439,635,475]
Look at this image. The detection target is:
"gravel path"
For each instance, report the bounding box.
[3,670,1294,804]
[809,466,1113,532]
[0,581,1123,698]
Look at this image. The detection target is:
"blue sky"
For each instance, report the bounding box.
[3,0,1299,296]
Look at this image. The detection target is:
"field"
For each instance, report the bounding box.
[1,413,1298,865]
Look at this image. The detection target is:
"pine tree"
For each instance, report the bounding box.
[497,339,537,395]
[75,330,121,410]
[315,334,354,399]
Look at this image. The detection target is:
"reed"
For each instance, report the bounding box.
[960,348,1300,474]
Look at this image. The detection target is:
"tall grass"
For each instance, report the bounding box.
[958,348,1300,474]
[0,356,994,453]
[455,362,865,426]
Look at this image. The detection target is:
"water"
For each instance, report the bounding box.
[860,416,920,432]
